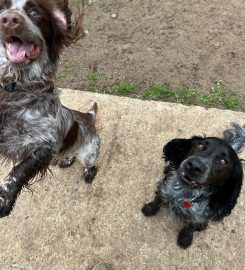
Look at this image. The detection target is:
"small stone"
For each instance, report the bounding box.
[92,263,109,270]
[64,229,75,237]
[111,13,117,19]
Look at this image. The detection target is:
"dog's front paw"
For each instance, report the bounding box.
[84,166,97,184]
[142,202,160,216]
[0,186,15,218]
[177,228,193,249]
[58,156,76,168]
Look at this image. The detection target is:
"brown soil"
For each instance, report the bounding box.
[57,0,245,103]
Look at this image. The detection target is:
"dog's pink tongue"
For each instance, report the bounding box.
[7,40,30,63]
[7,40,40,63]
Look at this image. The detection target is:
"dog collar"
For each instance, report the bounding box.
[2,82,54,93]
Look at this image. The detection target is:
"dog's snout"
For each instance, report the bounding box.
[187,159,205,175]
[0,12,22,29]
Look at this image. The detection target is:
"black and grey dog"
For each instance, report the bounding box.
[0,0,100,218]
[142,124,244,249]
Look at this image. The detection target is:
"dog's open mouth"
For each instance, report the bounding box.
[5,37,42,64]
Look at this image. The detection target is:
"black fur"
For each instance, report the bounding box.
[0,146,52,217]
[84,166,98,184]
[209,154,243,221]
[142,125,244,249]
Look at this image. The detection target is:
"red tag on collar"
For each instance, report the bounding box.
[182,201,192,208]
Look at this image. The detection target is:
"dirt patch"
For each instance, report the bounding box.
[57,0,245,105]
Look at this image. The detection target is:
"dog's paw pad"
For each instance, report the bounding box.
[58,156,76,168]
[84,166,97,184]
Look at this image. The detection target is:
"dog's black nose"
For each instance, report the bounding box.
[1,12,22,29]
[187,158,206,175]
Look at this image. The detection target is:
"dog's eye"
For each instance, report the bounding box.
[28,7,40,17]
[197,144,204,151]
[219,159,226,165]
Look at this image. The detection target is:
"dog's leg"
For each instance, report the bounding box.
[0,147,52,218]
[77,135,100,183]
[58,156,76,168]
[177,223,207,249]
[142,193,162,216]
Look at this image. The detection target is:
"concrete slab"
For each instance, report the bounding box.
[0,90,244,270]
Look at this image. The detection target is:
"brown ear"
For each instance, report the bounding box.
[47,1,84,61]
[57,0,71,27]
[61,0,85,44]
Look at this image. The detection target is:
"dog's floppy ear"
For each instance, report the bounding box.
[209,160,243,221]
[47,1,84,61]
[163,136,201,168]
[62,0,84,43]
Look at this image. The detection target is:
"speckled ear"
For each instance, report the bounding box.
[223,123,245,152]
[52,8,67,29]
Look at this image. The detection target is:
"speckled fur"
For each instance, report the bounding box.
[142,124,244,249]
[0,0,99,218]
[159,170,211,224]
